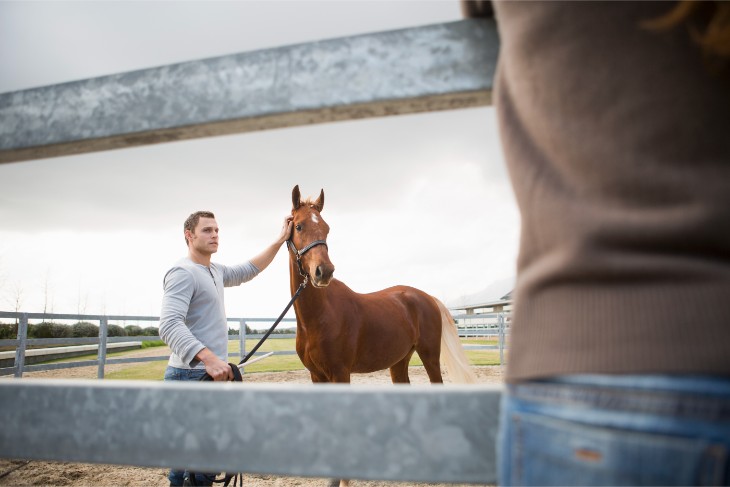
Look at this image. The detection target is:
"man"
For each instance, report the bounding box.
[159,210,292,486]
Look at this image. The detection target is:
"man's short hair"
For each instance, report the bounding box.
[184,211,215,246]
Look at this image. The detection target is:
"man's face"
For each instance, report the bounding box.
[187,217,219,255]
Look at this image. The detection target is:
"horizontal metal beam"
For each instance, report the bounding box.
[0,380,501,483]
[0,19,498,164]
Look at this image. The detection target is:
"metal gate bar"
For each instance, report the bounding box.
[0,19,498,164]
[0,380,501,484]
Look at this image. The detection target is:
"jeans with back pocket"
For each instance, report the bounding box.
[498,375,730,486]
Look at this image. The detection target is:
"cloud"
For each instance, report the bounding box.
[0,107,519,317]
[0,1,519,318]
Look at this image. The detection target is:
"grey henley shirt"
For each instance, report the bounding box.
[159,257,259,369]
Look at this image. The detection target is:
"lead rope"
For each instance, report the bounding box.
[199,277,306,382]
[237,278,306,366]
[191,271,307,486]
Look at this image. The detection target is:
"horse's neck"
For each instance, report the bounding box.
[288,257,305,295]
[290,257,323,305]
[289,257,329,322]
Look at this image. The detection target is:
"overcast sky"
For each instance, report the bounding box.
[0,1,519,326]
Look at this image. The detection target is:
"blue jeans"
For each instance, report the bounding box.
[164,366,218,486]
[498,375,730,486]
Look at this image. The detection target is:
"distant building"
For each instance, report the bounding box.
[448,277,513,316]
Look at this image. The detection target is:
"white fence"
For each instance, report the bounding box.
[0,309,502,484]
[456,311,510,366]
[0,311,296,378]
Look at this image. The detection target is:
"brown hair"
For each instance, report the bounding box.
[183,211,215,246]
[643,1,730,71]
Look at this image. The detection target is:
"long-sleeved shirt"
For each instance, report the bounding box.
[493,2,730,381]
[159,257,259,369]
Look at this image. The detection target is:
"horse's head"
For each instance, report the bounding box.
[290,185,335,288]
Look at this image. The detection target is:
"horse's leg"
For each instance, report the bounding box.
[416,329,445,383]
[326,480,350,487]
[419,352,444,383]
[416,333,444,383]
[309,371,327,383]
[329,370,351,383]
[389,349,415,384]
[315,369,351,487]
[323,368,350,487]
[416,308,445,384]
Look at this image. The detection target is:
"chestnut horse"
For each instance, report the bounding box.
[288,185,477,385]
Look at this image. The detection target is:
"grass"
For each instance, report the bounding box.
[105,337,505,380]
[22,336,504,380]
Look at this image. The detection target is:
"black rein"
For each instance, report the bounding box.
[198,238,326,382]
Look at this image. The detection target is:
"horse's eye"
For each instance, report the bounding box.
[295,224,302,232]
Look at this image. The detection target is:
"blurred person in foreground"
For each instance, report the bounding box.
[464,1,730,484]
[159,210,291,486]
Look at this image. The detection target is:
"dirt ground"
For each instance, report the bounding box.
[1,347,502,487]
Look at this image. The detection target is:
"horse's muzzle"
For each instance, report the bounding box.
[312,263,335,287]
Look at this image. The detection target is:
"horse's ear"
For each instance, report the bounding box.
[314,189,325,212]
[292,185,301,210]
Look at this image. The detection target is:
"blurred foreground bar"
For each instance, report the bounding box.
[0,380,501,484]
[0,19,498,164]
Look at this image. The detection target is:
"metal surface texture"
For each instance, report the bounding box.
[0,380,501,483]
[0,19,498,164]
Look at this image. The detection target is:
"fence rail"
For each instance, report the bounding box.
[1,309,505,483]
[0,311,296,378]
[1,310,508,377]
[0,380,502,484]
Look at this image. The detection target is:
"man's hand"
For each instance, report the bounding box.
[251,216,294,272]
[278,216,294,245]
[196,347,233,381]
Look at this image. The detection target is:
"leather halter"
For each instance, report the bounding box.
[287,238,328,282]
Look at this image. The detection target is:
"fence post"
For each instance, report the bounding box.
[239,320,246,374]
[498,312,505,367]
[98,317,108,379]
[14,313,28,378]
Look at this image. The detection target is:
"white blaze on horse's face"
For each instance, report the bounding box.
[292,207,335,288]
[305,209,334,288]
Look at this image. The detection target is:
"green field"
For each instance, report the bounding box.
[32,337,504,380]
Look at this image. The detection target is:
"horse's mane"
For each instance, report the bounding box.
[297,198,319,209]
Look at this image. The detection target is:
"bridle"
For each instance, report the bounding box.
[287,238,328,282]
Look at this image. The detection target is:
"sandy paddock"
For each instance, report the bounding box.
[1,348,502,487]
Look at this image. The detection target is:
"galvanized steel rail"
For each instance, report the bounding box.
[0,19,498,164]
[0,379,502,484]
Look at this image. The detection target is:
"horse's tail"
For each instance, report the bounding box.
[432,297,478,384]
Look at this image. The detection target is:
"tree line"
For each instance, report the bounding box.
[0,321,296,340]
[0,321,159,340]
